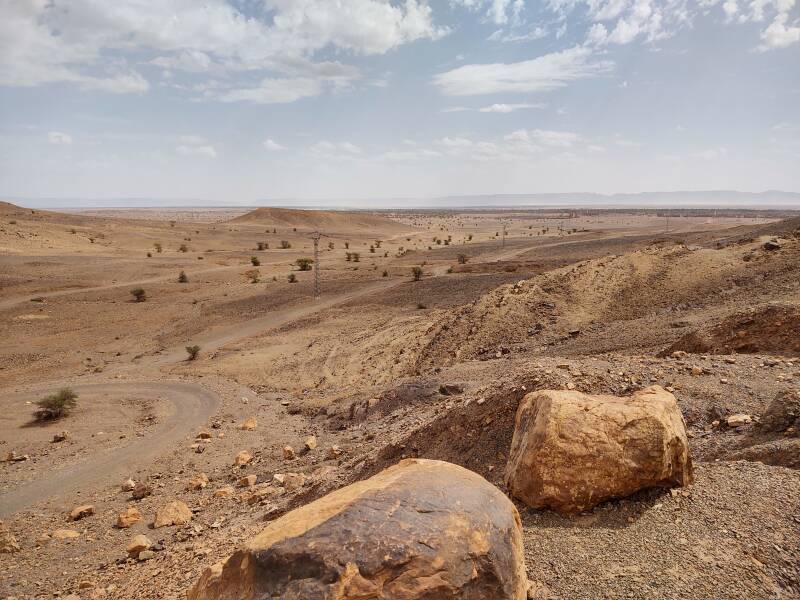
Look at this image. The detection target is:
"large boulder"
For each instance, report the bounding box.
[188,458,528,600]
[505,386,693,514]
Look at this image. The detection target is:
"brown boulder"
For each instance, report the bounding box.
[153,500,193,528]
[505,386,693,514]
[115,507,142,529]
[69,504,95,521]
[234,450,252,466]
[188,458,527,600]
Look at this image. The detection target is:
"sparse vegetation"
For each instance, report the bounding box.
[457,254,468,264]
[130,287,146,302]
[178,270,188,283]
[179,244,188,252]
[257,242,268,250]
[288,273,297,283]
[251,256,260,266]
[352,252,360,262]
[280,240,292,249]
[412,266,423,281]
[35,388,78,421]
[296,258,313,271]
[154,243,162,253]
[185,345,200,360]
[245,269,260,283]
[416,302,427,309]
[382,270,389,277]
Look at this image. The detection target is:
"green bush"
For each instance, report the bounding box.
[288,273,297,283]
[186,345,200,361]
[35,388,78,421]
[296,258,313,271]
[412,266,423,281]
[251,256,260,266]
[131,288,146,302]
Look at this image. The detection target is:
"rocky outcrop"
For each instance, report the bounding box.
[188,458,528,600]
[505,386,693,514]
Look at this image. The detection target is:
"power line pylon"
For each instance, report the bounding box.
[311,231,321,299]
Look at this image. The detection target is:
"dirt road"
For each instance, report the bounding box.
[0,381,219,517]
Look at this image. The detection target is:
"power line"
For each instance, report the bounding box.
[311,230,321,299]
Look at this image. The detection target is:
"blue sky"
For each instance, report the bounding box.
[0,0,798,204]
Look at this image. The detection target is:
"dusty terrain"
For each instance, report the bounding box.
[1,201,799,599]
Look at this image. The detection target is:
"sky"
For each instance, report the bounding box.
[0,0,798,205]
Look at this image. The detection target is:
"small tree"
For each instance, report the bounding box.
[352,253,360,262]
[345,252,352,262]
[251,256,261,266]
[412,266,423,281]
[185,345,200,361]
[35,388,78,421]
[288,273,297,283]
[344,241,350,249]
[178,271,188,283]
[382,270,389,277]
[131,287,146,302]
[296,258,313,271]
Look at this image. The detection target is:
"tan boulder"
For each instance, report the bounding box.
[234,450,252,466]
[126,534,152,557]
[197,430,212,440]
[188,458,527,600]
[188,473,210,490]
[121,478,136,492]
[304,436,317,451]
[0,521,21,553]
[213,486,234,499]
[52,529,80,540]
[69,504,95,521]
[505,386,693,515]
[153,500,193,528]
[115,507,142,529]
[240,416,257,431]
[238,474,257,488]
[282,445,295,460]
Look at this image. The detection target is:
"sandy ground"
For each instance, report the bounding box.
[1,201,799,599]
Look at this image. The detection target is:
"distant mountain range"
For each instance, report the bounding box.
[6,190,800,210]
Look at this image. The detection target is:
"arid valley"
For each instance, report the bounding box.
[1,201,798,599]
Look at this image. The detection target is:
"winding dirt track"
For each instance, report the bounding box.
[0,381,219,517]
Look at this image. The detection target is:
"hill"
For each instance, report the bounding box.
[229,207,407,231]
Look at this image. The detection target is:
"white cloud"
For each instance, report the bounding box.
[690,147,727,159]
[310,140,363,158]
[479,102,546,112]
[176,144,217,158]
[178,135,208,145]
[488,25,549,41]
[48,131,73,145]
[433,46,614,95]
[508,128,583,147]
[451,0,525,25]
[263,139,287,151]
[219,78,324,104]
[758,13,800,49]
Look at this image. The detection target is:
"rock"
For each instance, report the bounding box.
[240,416,257,431]
[115,507,142,529]
[282,445,296,460]
[197,430,213,440]
[273,472,306,492]
[234,450,252,466]
[138,550,156,561]
[326,445,343,459]
[69,504,95,521]
[52,529,80,540]
[213,486,234,499]
[759,391,799,434]
[188,473,210,490]
[5,451,29,462]
[238,475,257,488]
[153,500,193,528]
[188,458,528,600]
[0,521,21,553]
[690,365,703,376]
[505,386,693,514]
[78,580,95,589]
[304,436,317,451]
[438,383,464,396]
[727,414,752,428]
[121,478,136,492]
[131,482,152,500]
[51,431,69,443]
[127,534,152,557]
[671,351,689,359]
[763,239,781,251]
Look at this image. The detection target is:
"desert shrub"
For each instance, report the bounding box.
[130,287,146,302]
[154,243,162,252]
[457,254,468,264]
[179,244,188,252]
[178,271,188,283]
[369,245,375,253]
[344,242,350,249]
[328,241,334,250]
[9,220,16,225]
[352,253,360,262]
[468,234,473,241]
[251,256,260,266]
[35,388,78,421]
[244,269,260,283]
[296,258,313,271]
[346,252,352,261]
[416,302,427,310]
[288,273,297,283]
[146,252,152,258]
[257,242,266,250]
[185,345,200,361]
[280,240,291,249]
[446,266,453,273]
[382,270,389,277]
[70,228,76,234]
[412,266,423,281]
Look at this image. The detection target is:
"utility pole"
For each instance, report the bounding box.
[502,223,506,248]
[311,231,321,299]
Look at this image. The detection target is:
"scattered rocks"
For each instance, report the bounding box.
[153,500,192,528]
[0,521,21,553]
[188,459,528,600]
[505,386,694,514]
[115,507,142,529]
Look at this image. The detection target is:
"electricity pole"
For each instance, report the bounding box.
[502,223,506,248]
[311,231,321,299]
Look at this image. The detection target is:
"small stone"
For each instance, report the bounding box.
[727,414,752,428]
[213,486,234,499]
[690,366,703,376]
[115,507,142,529]
[131,482,152,500]
[282,446,296,460]
[234,450,253,466]
[0,521,21,553]
[196,430,212,440]
[121,478,136,492]
[127,534,152,557]
[69,504,95,521]
[326,445,342,459]
[78,581,95,589]
[51,431,69,443]
[238,475,257,488]
[138,550,156,561]
[304,436,317,451]
[282,472,306,492]
[187,473,209,491]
